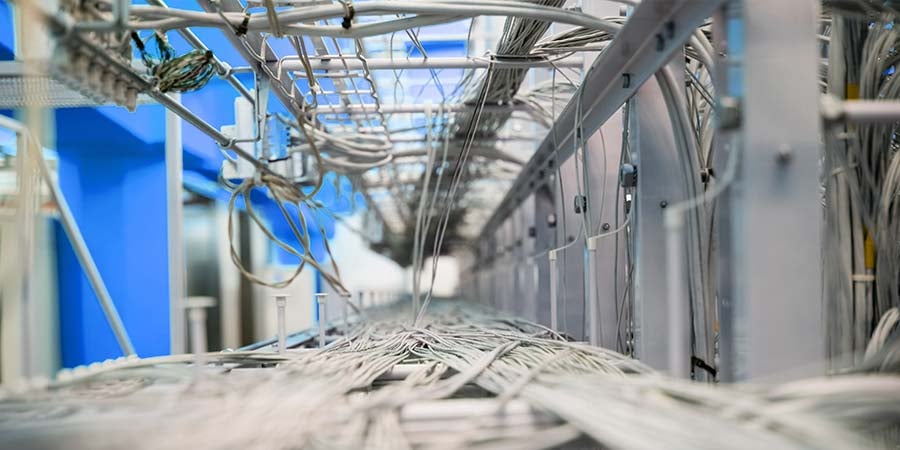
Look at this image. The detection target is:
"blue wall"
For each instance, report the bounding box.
[55,146,171,364]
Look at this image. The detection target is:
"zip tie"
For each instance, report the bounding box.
[341,2,355,30]
[236,11,251,36]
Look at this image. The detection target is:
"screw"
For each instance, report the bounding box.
[660,200,668,209]
[776,144,792,164]
[602,223,611,231]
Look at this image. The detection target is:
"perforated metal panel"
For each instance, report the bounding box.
[0,61,151,108]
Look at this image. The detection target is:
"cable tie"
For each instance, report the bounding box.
[690,356,717,377]
[236,12,250,36]
[130,31,145,52]
[851,274,875,282]
[341,3,355,30]
[218,137,236,149]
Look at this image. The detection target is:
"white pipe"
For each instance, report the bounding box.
[586,239,599,346]
[821,95,900,124]
[315,293,328,348]
[313,103,534,115]
[14,126,36,378]
[285,56,584,72]
[549,250,559,332]
[275,295,287,355]
[340,293,350,335]
[185,296,215,378]
[166,92,186,355]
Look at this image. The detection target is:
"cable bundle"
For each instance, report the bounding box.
[152,49,216,93]
[0,302,897,449]
[454,0,567,139]
[131,31,216,93]
[822,13,900,365]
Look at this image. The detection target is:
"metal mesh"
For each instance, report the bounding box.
[0,61,151,108]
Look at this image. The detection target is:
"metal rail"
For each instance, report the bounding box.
[284,56,584,72]
[37,8,304,189]
[314,102,536,115]
[477,0,725,240]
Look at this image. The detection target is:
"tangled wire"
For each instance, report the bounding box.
[0,302,897,449]
[131,31,216,93]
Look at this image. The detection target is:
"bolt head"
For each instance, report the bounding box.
[776,144,793,164]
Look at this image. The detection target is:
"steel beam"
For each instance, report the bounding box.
[166,93,186,355]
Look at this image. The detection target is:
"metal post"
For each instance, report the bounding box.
[13,0,45,380]
[718,0,824,381]
[186,296,215,378]
[315,293,328,348]
[549,250,559,332]
[14,129,37,379]
[275,295,287,355]
[340,292,351,335]
[166,92,186,355]
[586,239,599,346]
